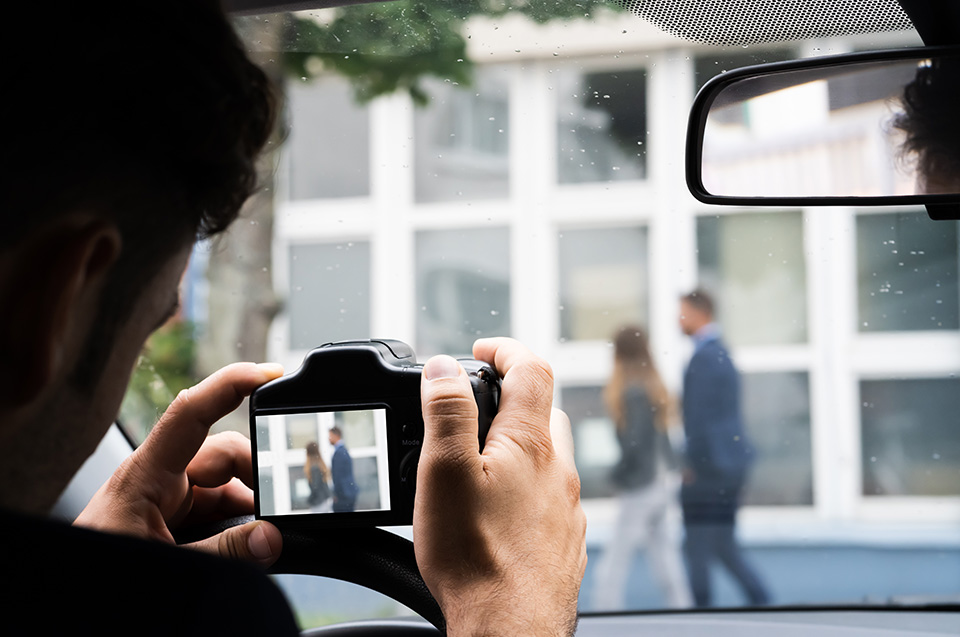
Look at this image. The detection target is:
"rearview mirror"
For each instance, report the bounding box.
[687,47,960,208]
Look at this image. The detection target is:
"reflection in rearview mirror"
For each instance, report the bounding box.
[690,49,960,201]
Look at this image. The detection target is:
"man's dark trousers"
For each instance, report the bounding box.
[681,336,770,607]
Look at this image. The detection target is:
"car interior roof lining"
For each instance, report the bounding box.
[225,0,916,46]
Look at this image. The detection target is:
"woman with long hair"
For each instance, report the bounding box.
[304,441,332,513]
[591,325,692,610]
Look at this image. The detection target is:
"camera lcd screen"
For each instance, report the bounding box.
[254,408,391,516]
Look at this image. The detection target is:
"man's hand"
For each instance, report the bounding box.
[74,362,284,567]
[415,338,587,637]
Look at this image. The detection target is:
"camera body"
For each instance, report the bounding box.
[250,339,500,528]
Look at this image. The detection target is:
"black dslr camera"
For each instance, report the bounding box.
[249,339,500,528]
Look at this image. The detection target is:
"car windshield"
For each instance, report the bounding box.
[118,1,959,628]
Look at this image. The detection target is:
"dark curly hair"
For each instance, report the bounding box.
[892,57,960,193]
[3,0,278,386]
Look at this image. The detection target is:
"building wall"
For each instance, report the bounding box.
[268,19,959,546]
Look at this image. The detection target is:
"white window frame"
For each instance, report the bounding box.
[271,34,960,547]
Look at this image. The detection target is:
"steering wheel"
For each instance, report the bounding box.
[176,516,444,635]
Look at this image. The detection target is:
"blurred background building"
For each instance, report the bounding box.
[155,8,959,620]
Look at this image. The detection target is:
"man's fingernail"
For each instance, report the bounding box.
[424,356,461,380]
[248,522,273,560]
[257,362,284,376]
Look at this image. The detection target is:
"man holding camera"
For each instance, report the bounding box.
[0,1,586,634]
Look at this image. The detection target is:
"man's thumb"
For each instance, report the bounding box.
[187,520,283,567]
[420,356,481,463]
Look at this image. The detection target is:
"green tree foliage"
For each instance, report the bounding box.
[280,0,622,104]
[120,321,199,444]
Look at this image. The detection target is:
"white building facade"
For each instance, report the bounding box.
[265,13,960,548]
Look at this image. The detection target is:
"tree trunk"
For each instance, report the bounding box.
[197,18,285,435]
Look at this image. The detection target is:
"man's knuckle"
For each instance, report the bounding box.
[171,387,193,412]
[507,430,555,468]
[576,503,587,536]
[551,407,571,428]
[420,445,475,482]
[534,434,557,460]
[513,358,554,388]
[218,532,243,560]
[425,393,477,420]
[212,430,247,449]
[565,471,582,505]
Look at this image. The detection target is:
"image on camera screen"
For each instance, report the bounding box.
[254,408,391,516]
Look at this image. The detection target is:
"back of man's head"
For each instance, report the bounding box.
[894,57,960,194]
[3,0,277,384]
[681,288,715,319]
[6,0,275,242]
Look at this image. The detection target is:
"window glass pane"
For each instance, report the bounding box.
[740,372,813,506]
[861,378,960,496]
[856,212,959,332]
[415,228,511,357]
[693,49,798,92]
[255,416,271,453]
[827,63,917,112]
[289,464,311,511]
[414,69,510,203]
[258,466,275,518]
[353,456,382,511]
[558,226,648,341]
[557,68,646,184]
[697,212,808,346]
[289,242,370,349]
[691,50,800,138]
[562,385,617,499]
[565,374,813,507]
[286,76,370,199]
[285,414,318,450]
[337,409,377,449]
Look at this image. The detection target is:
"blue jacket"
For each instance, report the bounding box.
[682,337,754,479]
[331,443,358,511]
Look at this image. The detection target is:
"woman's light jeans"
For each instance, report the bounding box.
[591,472,692,610]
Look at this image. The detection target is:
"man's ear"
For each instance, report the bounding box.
[0,220,122,406]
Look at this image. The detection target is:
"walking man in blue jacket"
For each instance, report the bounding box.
[679,289,770,607]
[328,426,358,513]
